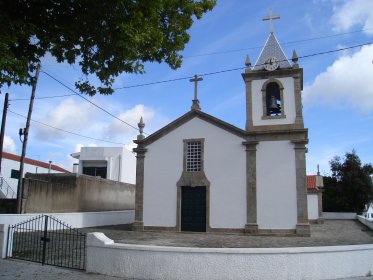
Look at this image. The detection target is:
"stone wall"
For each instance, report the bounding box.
[23,173,135,213]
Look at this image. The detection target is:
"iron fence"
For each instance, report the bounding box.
[6,214,86,270]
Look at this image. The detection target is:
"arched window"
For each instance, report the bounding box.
[261,79,285,119]
[266,82,281,116]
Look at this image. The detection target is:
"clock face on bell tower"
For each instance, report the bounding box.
[264,56,279,71]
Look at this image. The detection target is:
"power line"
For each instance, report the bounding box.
[115,41,373,89]
[10,93,76,101]
[40,70,146,135]
[17,40,373,98]
[8,109,127,145]
[35,41,373,105]
[184,27,373,58]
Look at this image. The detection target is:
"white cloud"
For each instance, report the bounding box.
[331,0,373,35]
[105,104,155,141]
[3,135,17,153]
[303,44,373,112]
[35,98,96,140]
[73,143,97,153]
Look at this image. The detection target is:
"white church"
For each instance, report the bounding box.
[132,15,310,236]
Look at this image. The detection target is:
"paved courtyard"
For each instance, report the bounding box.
[83,220,373,248]
[1,220,373,280]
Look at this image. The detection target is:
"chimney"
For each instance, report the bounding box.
[73,163,79,173]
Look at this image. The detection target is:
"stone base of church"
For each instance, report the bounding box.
[309,218,324,224]
[132,221,144,231]
[296,223,311,236]
[144,226,178,232]
[244,223,259,235]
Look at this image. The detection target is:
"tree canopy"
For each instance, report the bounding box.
[0,0,216,95]
[323,150,373,213]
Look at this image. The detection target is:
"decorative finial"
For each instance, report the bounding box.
[137,116,145,140]
[262,8,280,33]
[190,74,203,111]
[245,55,251,68]
[292,50,298,64]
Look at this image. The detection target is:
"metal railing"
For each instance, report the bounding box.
[0,175,16,199]
[7,214,86,270]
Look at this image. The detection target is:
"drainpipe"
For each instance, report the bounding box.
[48,161,52,173]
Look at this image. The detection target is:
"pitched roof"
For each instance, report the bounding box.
[2,152,70,173]
[253,32,292,71]
[136,109,246,146]
[306,175,317,190]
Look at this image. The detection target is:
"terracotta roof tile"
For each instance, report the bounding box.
[2,152,70,173]
[306,175,316,189]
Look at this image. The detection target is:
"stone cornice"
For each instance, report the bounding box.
[135,109,246,147]
[246,128,308,142]
[242,68,303,90]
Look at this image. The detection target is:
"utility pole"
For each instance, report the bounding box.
[17,64,41,213]
[0,92,9,175]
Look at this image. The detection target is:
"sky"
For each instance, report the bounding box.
[1,0,373,175]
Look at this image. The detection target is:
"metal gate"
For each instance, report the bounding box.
[6,214,86,270]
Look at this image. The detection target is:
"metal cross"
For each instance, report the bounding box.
[190,74,203,101]
[262,8,280,33]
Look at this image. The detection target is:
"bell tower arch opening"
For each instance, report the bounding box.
[261,79,285,119]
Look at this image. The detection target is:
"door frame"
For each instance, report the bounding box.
[177,185,210,232]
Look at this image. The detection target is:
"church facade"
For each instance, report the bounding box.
[132,28,310,236]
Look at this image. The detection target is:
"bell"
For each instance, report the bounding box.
[269,95,281,115]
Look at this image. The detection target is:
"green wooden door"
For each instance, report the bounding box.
[181,186,206,232]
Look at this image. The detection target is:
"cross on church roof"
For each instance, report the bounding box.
[190,74,203,110]
[262,8,280,33]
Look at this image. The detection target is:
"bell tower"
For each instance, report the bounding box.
[242,10,310,236]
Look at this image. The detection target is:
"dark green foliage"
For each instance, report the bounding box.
[0,0,216,95]
[323,150,373,213]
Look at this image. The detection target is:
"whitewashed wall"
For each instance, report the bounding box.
[251,77,296,126]
[86,233,373,280]
[0,210,134,228]
[1,158,63,195]
[358,215,373,230]
[0,210,134,258]
[144,117,246,229]
[77,147,136,184]
[307,194,319,220]
[256,141,297,229]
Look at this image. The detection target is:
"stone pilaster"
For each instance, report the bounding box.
[294,72,304,125]
[292,140,310,236]
[243,140,259,234]
[244,80,253,131]
[132,146,147,231]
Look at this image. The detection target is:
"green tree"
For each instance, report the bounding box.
[323,150,373,213]
[0,0,216,95]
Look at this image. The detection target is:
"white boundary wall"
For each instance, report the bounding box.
[0,210,134,228]
[0,210,134,258]
[323,212,357,220]
[87,233,373,280]
[358,215,373,230]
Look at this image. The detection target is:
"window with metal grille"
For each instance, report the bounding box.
[186,141,201,172]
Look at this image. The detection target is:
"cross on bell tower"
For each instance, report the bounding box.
[262,8,280,33]
[190,74,203,110]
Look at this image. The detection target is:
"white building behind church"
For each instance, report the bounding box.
[71,146,136,184]
[132,25,311,236]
